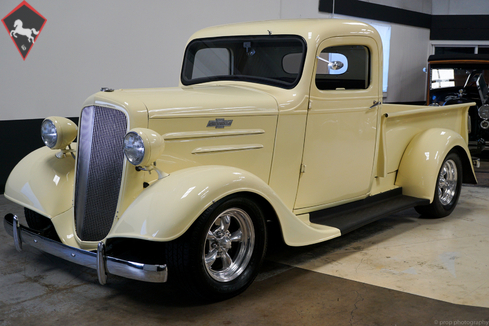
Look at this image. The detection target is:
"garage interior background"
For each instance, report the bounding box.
[1,0,489,194]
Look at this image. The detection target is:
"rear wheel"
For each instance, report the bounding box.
[415,152,463,218]
[165,195,267,301]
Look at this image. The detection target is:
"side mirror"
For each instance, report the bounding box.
[317,56,345,70]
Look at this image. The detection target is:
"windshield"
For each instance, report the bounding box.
[181,35,306,89]
[429,64,489,105]
[431,67,489,90]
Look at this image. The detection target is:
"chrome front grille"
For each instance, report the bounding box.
[74,106,127,241]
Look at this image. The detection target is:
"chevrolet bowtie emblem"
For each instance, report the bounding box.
[207,118,233,128]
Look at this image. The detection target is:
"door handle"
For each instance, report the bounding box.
[369,101,381,109]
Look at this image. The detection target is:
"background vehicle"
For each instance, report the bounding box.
[427,54,489,153]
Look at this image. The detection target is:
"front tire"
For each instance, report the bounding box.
[165,195,267,301]
[25,208,51,230]
[415,152,463,218]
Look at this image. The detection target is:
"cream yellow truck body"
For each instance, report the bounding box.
[4,19,476,300]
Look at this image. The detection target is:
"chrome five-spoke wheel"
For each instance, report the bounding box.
[437,159,458,206]
[204,208,255,282]
[415,152,463,218]
[166,195,267,301]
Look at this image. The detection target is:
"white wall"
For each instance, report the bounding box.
[1,0,283,120]
[0,0,432,121]
[384,23,430,102]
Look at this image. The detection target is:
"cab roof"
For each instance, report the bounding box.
[188,19,381,49]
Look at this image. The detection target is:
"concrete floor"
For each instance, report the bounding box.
[1,183,489,324]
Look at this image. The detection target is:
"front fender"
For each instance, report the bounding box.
[5,146,75,218]
[109,165,341,246]
[110,166,279,242]
[395,128,476,202]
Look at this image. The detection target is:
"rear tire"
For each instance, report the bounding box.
[165,195,267,301]
[414,152,463,218]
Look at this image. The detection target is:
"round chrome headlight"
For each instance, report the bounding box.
[41,119,57,148]
[479,104,489,120]
[41,117,77,149]
[123,131,146,165]
[123,128,165,167]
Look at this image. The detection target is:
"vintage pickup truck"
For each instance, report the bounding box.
[4,19,477,301]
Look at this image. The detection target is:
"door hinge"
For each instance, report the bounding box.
[300,164,306,174]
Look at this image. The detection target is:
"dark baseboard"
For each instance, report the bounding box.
[431,15,489,41]
[319,0,431,29]
[319,0,489,41]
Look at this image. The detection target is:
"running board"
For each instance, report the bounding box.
[309,188,429,235]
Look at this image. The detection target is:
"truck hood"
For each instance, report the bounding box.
[118,85,278,119]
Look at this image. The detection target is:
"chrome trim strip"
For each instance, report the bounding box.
[4,214,168,284]
[192,144,264,154]
[164,129,265,141]
[74,106,95,232]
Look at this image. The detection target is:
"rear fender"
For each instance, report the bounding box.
[395,128,476,202]
[5,146,75,218]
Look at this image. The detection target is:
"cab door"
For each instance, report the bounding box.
[295,36,382,210]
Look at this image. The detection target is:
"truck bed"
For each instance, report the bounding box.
[380,102,473,175]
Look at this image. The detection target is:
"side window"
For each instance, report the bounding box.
[192,48,231,79]
[316,45,370,91]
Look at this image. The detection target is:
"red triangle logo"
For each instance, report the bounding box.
[2,1,47,60]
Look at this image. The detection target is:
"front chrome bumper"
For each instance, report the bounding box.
[4,213,167,284]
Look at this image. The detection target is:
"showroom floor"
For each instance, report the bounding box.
[1,165,489,325]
